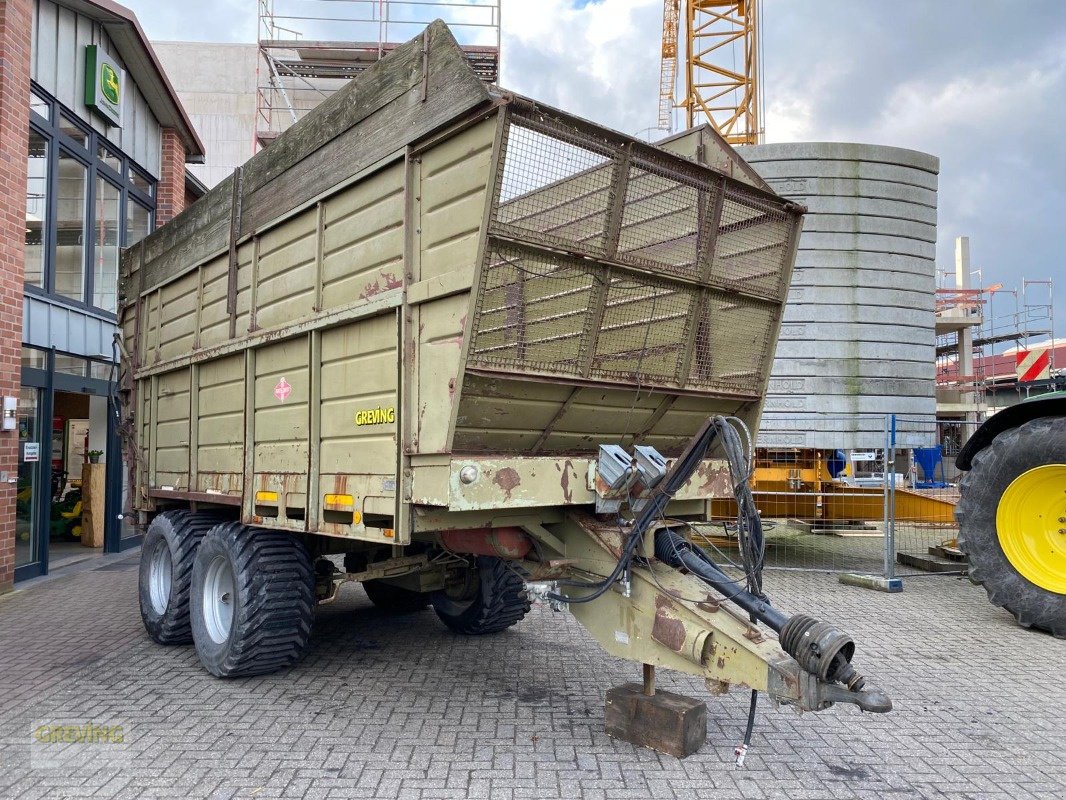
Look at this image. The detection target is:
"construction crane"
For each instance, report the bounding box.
[658,1,681,131]
[659,1,763,144]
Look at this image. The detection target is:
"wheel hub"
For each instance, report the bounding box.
[996,464,1066,594]
[203,555,236,643]
[148,544,173,615]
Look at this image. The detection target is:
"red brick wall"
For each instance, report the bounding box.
[0,0,32,591]
[156,128,187,226]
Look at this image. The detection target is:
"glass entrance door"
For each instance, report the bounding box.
[15,387,44,578]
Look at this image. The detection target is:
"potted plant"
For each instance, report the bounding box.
[87,449,104,465]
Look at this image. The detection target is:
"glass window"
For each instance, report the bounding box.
[126,200,151,247]
[55,150,87,303]
[91,361,114,381]
[21,347,47,371]
[97,143,121,175]
[25,131,48,289]
[59,114,88,148]
[93,177,121,312]
[54,353,88,377]
[129,168,152,195]
[30,89,50,121]
[16,387,42,569]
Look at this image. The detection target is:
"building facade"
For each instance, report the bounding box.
[0,0,204,589]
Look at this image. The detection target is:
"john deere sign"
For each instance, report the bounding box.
[84,46,123,127]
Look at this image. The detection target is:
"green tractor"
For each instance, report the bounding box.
[955,391,1066,636]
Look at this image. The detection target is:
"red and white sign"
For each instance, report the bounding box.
[1016,348,1051,383]
[273,377,292,402]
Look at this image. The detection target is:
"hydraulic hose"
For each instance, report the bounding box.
[655,530,789,631]
[545,416,723,604]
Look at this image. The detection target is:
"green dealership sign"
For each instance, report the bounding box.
[84,45,123,127]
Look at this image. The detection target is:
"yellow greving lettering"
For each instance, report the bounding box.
[355,406,396,426]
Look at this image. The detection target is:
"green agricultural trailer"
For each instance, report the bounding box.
[120,21,890,756]
[955,391,1066,636]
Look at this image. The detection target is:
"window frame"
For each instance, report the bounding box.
[26,82,158,319]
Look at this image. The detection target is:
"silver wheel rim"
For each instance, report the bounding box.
[148,544,173,615]
[203,555,236,644]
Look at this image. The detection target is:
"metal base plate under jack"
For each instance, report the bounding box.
[604,679,707,759]
[839,573,904,593]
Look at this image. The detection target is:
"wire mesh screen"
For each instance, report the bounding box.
[710,187,794,300]
[471,106,801,397]
[616,158,710,279]
[495,121,614,256]
[689,293,778,395]
[590,275,693,384]
[469,243,596,373]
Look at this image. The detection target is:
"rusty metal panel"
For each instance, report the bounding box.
[709,186,796,300]
[417,119,495,281]
[140,289,160,362]
[136,376,152,508]
[318,313,399,473]
[233,242,255,335]
[197,253,233,348]
[153,368,191,488]
[321,162,405,308]
[415,292,469,454]
[156,272,199,362]
[657,125,774,193]
[316,312,401,543]
[196,354,244,496]
[452,374,747,457]
[255,210,318,330]
[253,337,310,474]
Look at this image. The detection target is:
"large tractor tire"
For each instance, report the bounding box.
[361,580,430,613]
[956,417,1066,636]
[430,556,530,635]
[190,522,315,677]
[139,511,221,645]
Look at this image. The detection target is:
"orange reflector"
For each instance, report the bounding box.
[255,491,279,504]
[352,511,362,524]
[383,528,395,538]
[324,493,354,507]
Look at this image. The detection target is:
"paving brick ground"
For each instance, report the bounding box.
[0,554,1063,800]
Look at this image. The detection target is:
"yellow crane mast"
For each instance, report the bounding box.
[658,0,681,131]
[661,1,762,144]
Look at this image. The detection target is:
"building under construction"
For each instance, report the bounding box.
[936,236,1058,441]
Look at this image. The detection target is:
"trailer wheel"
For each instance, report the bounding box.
[190,522,315,677]
[956,417,1066,636]
[431,557,530,635]
[361,580,429,613]
[138,511,219,645]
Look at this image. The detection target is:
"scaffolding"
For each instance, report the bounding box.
[256,0,500,147]
[936,274,1056,410]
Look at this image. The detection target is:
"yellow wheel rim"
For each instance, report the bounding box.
[996,464,1066,594]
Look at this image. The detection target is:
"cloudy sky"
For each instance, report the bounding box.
[127,0,1066,326]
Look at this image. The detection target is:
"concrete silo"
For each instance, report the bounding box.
[739,142,939,449]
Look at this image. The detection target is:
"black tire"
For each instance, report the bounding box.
[362,580,430,613]
[956,417,1066,636]
[430,556,530,635]
[138,511,219,645]
[190,522,315,677]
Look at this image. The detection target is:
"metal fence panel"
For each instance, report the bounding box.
[687,414,894,575]
[889,416,967,577]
